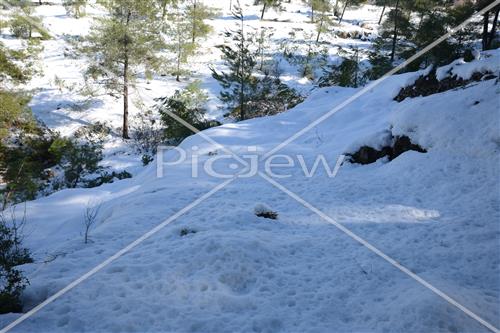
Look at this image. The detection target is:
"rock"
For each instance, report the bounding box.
[347,135,426,165]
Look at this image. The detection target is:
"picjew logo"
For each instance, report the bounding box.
[156,145,345,179]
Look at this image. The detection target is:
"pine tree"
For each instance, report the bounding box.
[186,0,217,44]
[256,0,281,20]
[413,11,456,67]
[378,0,414,62]
[446,1,475,58]
[82,0,165,139]
[166,4,196,82]
[314,0,332,42]
[211,3,257,120]
[338,0,367,24]
[9,4,50,40]
[476,0,500,50]
[319,48,363,87]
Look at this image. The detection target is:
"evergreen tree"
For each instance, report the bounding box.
[211,3,257,120]
[338,0,368,24]
[186,0,217,44]
[378,1,414,62]
[157,81,210,143]
[319,48,363,87]
[256,0,281,20]
[413,11,456,67]
[314,0,332,42]
[476,0,500,50]
[166,3,196,82]
[82,0,165,139]
[9,4,50,40]
[446,1,475,58]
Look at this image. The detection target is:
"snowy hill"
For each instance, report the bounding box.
[0,47,499,332]
[1,1,500,332]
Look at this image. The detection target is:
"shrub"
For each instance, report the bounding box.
[319,49,365,88]
[131,109,164,156]
[157,81,212,144]
[9,9,50,40]
[0,208,32,314]
[49,137,103,188]
[241,74,304,119]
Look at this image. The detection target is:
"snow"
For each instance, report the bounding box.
[0,1,499,333]
[436,50,500,81]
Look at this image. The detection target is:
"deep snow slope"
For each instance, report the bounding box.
[1,50,499,333]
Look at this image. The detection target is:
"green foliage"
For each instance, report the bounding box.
[0,132,55,207]
[9,7,50,40]
[131,109,164,156]
[166,4,197,81]
[413,12,457,67]
[82,0,166,138]
[211,3,257,120]
[319,49,364,88]
[364,43,393,80]
[255,0,282,20]
[0,209,32,314]
[0,45,26,83]
[186,0,217,42]
[245,74,304,118]
[49,137,103,188]
[157,81,211,143]
[0,91,32,140]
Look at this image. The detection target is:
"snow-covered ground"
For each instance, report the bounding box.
[1,1,499,333]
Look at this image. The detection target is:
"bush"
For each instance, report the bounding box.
[242,74,304,119]
[9,10,50,40]
[0,208,32,314]
[131,109,164,156]
[157,81,213,144]
[49,137,103,188]
[319,49,365,88]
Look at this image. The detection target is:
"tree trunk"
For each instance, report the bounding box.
[339,1,349,24]
[122,11,131,139]
[333,0,339,16]
[316,14,324,43]
[482,10,490,51]
[390,0,400,62]
[191,0,197,44]
[485,8,499,50]
[239,15,245,120]
[378,5,386,25]
[311,4,315,23]
[123,57,130,139]
[261,2,267,20]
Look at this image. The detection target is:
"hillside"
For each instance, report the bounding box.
[0,1,499,333]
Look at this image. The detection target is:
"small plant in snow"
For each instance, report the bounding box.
[254,203,278,220]
[179,228,197,237]
[83,201,101,244]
